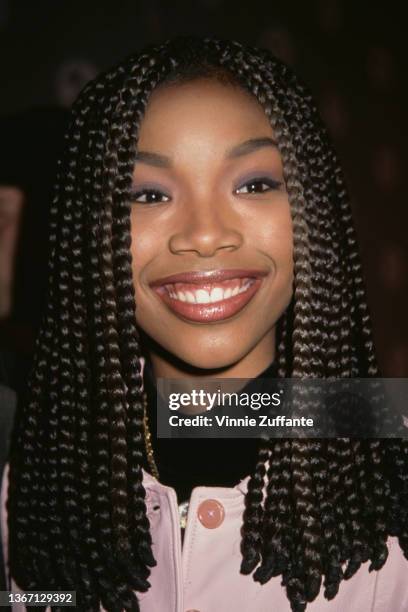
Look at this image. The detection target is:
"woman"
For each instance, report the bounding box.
[1,35,408,612]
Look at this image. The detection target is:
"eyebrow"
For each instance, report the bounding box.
[134,136,278,168]
[134,150,171,168]
[226,137,278,158]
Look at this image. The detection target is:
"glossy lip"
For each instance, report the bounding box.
[150,268,268,287]
[149,268,268,323]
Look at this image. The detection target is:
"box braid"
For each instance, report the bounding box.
[7,36,408,612]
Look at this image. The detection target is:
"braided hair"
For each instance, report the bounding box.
[8,35,408,612]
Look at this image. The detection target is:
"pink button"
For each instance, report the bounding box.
[197,499,225,529]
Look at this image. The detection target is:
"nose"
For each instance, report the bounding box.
[168,201,243,258]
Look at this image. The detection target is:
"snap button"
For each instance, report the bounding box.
[197,498,225,529]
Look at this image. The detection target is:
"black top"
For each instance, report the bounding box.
[142,358,279,503]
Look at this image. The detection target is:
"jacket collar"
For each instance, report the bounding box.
[142,467,251,498]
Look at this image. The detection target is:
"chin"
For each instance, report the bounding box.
[173,344,246,372]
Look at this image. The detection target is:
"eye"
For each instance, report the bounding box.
[130,188,171,204]
[234,177,282,195]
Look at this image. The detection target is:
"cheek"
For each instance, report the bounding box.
[255,201,294,270]
[129,214,158,280]
[258,205,294,311]
[129,216,170,334]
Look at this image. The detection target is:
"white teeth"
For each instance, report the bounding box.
[166,284,178,299]
[210,287,224,302]
[238,281,251,294]
[166,280,255,303]
[195,289,211,304]
[185,291,196,304]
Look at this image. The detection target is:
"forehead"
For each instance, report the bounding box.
[136,78,274,148]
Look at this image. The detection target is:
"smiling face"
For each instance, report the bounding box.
[130,78,294,378]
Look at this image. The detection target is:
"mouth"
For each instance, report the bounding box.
[149,269,268,323]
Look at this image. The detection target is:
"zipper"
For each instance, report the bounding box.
[166,487,184,612]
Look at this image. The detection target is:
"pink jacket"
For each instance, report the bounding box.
[1,461,408,612]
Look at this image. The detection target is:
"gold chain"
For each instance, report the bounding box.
[142,391,160,480]
[143,390,189,529]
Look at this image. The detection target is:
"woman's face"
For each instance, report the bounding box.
[130,78,293,377]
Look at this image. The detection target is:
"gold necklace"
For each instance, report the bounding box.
[142,391,189,529]
[142,391,160,480]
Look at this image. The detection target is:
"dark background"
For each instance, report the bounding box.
[0,0,407,376]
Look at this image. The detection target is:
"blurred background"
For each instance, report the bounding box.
[0,0,407,391]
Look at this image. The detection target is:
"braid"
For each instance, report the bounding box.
[46,110,79,590]
[68,97,100,608]
[108,61,166,570]
[8,35,408,612]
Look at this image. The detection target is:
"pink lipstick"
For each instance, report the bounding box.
[150,269,267,323]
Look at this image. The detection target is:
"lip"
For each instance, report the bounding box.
[150,268,268,286]
[149,268,268,323]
